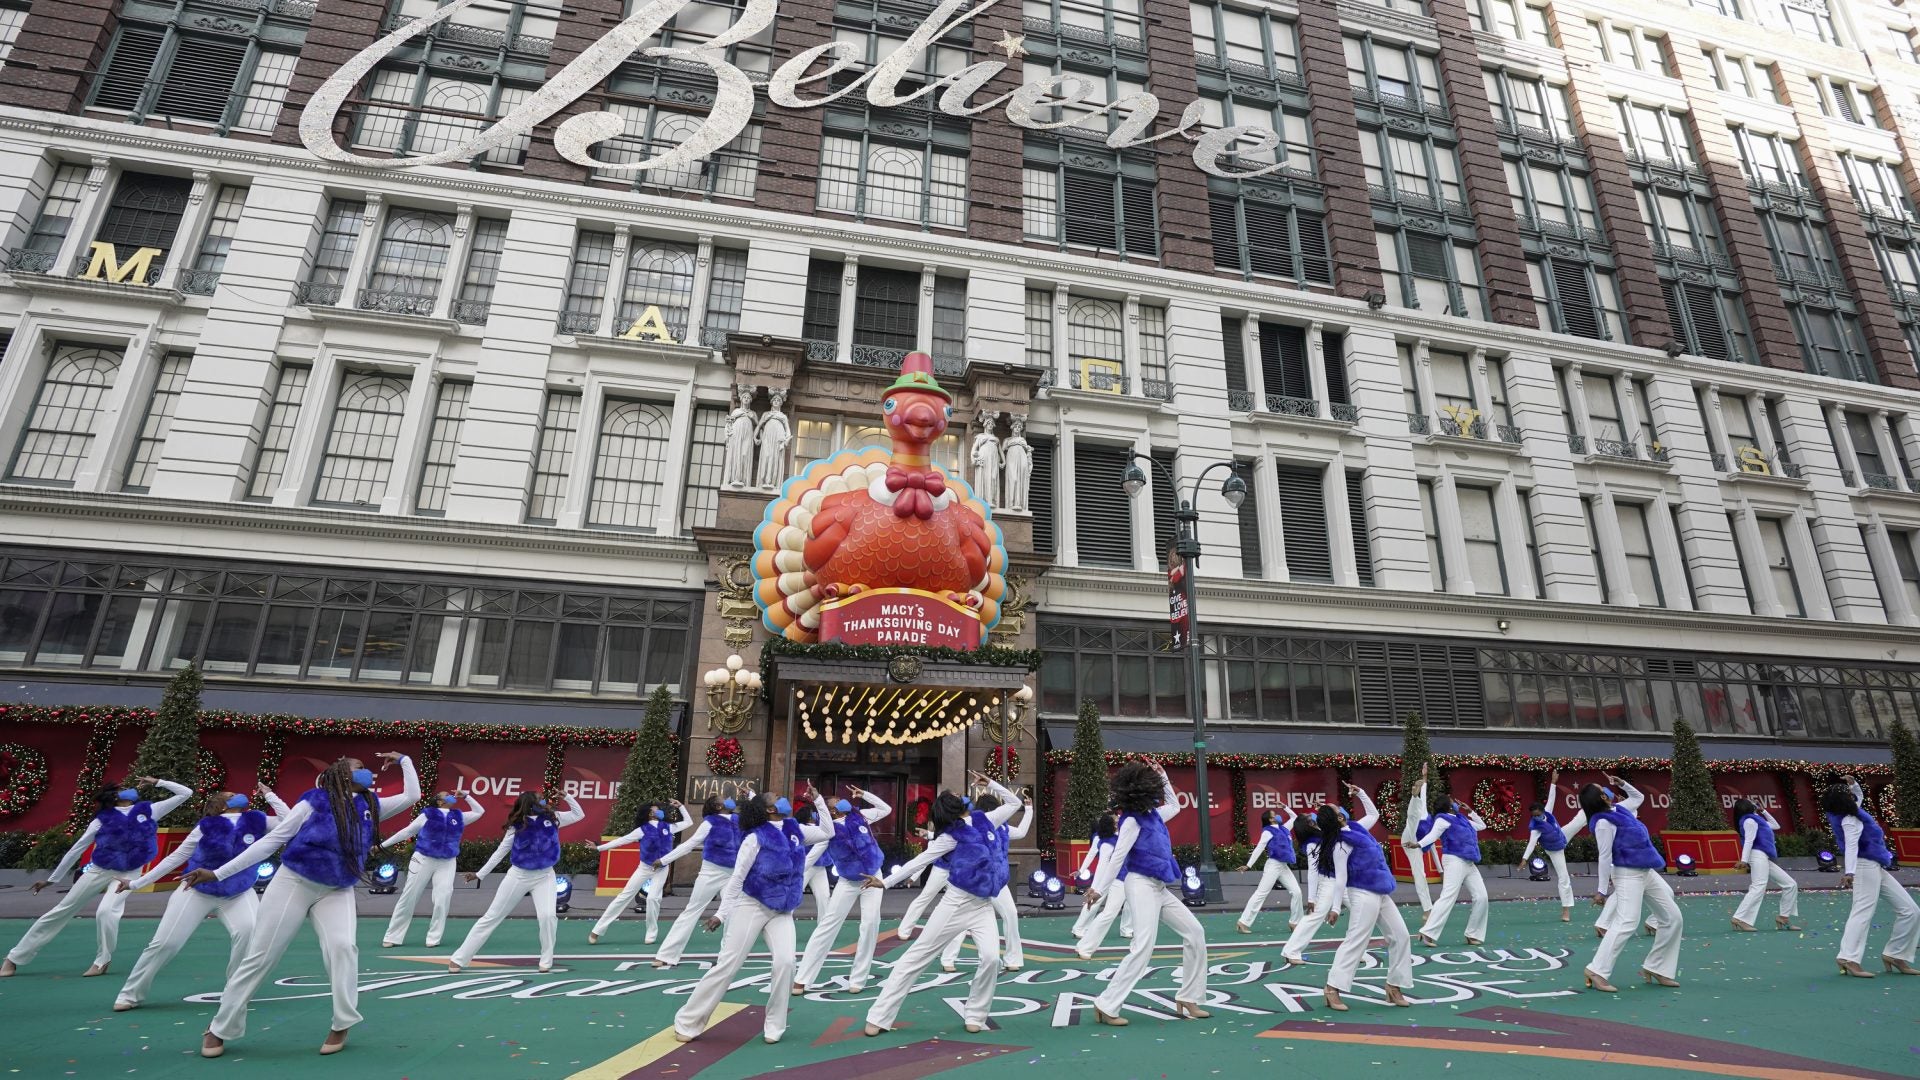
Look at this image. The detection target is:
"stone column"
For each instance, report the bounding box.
[600,225,631,338]
[160,171,215,292]
[685,234,715,349]
[1432,469,1474,594]
[432,204,477,321]
[835,255,860,363]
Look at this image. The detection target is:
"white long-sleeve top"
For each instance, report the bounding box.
[474,801,586,881]
[1838,777,1868,874]
[1403,783,1429,847]
[880,797,1025,889]
[1245,805,1299,869]
[1518,796,1587,863]
[716,816,837,921]
[1322,789,1380,918]
[1736,808,1782,865]
[211,757,421,881]
[1302,838,1322,901]
[48,779,195,883]
[126,791,292,889]
[381,795,484,848]
[1076,830,1115,878]
[1415,795,1487,850]
[1089,772,1180,897]
[982,779,1031,841]
[1593,780,1643,895]
[596,802,695,853]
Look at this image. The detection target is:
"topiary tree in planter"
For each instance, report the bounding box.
[130,664,205,828]
[1059,698,1109,879]
[1392,709,1442,882]
[1666,717,1722,832]
[605,685,680,835]
[1889,717,1920,829]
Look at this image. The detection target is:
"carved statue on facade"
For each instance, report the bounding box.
[722,383,757,489]
[1000,414,1032,513]
[754,388,791,490]
[970,409,1001,507]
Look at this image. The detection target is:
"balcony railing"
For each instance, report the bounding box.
[1022,16,1144,51]
[1438,415,1485,439]
[294,281,342,307]
[1227,389,1254,412]
[932,354,968,379]
[1331,402,1359,423]
[1717,450,1804,478]
[556,310,598,334]
[1143,379,1173,401]
[850,344,909,370]
[700,327,731,350]
[1070,370,1129,393]
[1409,414,1431,435]
[1265,394,1318,417]
[381,12,552,55]
[357,289,436,317]
[178,268,220,295]
[1591,438,1639,460]
[72,252,165,284]
[1863,471,1908,492]
[804,339,838,362]
[1567,434,1587,454]
[4,249,57,273]
[450,299,490,326]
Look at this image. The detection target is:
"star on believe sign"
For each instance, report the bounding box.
[299,0,1297,181]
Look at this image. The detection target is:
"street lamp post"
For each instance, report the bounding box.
[1121,453,1246,904]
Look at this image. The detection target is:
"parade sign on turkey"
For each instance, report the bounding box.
[754,352,1008,646]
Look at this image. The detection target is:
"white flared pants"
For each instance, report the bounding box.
[1326,890,1413,993]
[450,865,557,968]
[1838,861,1919,965]
[672,898,797,1042]
[1732,851,1799,926]
[942,885,1023,968]
[1092,875,1207,1015]
[867,889,999,1029]
[797,876,885,987]
[116,887,256,1006]
[656,862,732,965]
[210,870,359,1040]
[1417,855,1488,942]
[1238,860,1301,929]
[6,867,136,969]
[382,853,457,947]
[1588,866,1683,981]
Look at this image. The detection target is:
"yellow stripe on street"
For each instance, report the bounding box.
[564,1002,747,1080]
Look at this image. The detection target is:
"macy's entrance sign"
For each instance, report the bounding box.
[300,0,1295,182]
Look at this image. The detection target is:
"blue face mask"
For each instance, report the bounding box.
[350,768,374,788]
[962,797,973,810]
[535,798,548,809]
[774,797,792,816]
[440,795,459,806]
[118,788,140,802]
[722,798,736,811]
[652,808,666,821]
[835,799,853,814]
[1601,787,1617,801]
[226,794,249,809]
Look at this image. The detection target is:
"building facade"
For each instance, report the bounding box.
[1,0,1919,848]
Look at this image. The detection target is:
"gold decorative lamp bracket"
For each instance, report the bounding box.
[704,653,762,734]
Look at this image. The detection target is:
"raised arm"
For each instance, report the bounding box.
[1090,816,1141,896]
[1350,786,1379,831]
[715,833,761,921]
[212,800,311,880]
[882,833,956,888]
[375,755,421,820]
[382,815,428,848]
[1760,807,1780,830]
[553,797,585,829]
[857,788,892,823]
[985,797,1022,828]
[660,819,712,866]
[1402,782,1429,845]
[129,827,202,890]
[1006,796,1034,841]
[45,821,101,884]
[1280,804,1298,829]
[596,826,645,852]
[473,828,514,882]
[148,779,194,820]
[1465,807,1488,831]
[1154,768,1180,822]
[669,801,695,834]
[1616,779,1644,814]
[462,794,484,823]
[259,786,292,819]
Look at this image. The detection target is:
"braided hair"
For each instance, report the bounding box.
[319,760,367,883]
[1313,805,1343,877]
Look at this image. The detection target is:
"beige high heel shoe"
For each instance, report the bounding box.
[1559,909,1570,923]
[1175,1000,1211,1019]
[1883,955,1920,975]
[1582,969,1616,993]
[1836,959,1876,978]
[1094,1008,1129,1026]
[319,1029,349,1055]
[200,1033,225,1059]
[1640,969,1679,987]
[1384,985,1411,1007]
[1235,923,1252,935]
[1322,987,1348,1012]
[1730,918,1756,932]
[1776,916,1802,931]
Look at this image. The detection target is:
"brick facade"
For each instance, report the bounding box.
[1140,0,1217,274]
[0,0,119,114]
[269,0,387,152]
[1293,2,1386,301]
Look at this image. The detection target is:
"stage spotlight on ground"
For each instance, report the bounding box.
[254,861,276,894]
[1528,856,1550,881]
[555,875,572,913]
[1674,853,1697,877]
[1042,877,1065,909]
[1817,849,1838,872]
[371,863,398,894]
[1181,867,1205,907]
[1027,869,1047,898]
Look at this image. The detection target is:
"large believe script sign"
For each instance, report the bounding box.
[300,0,1298,182]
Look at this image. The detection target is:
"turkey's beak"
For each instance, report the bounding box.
[899,400,943,441]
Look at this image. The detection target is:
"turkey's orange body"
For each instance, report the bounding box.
[805,488,991,597]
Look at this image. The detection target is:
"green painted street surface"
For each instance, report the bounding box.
[0,891,1914,1079]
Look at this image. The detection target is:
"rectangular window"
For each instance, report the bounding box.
[1617,501,1664,606]
[587,399,673,530]
[414,380,470,515]
[681,403,729,531]
[1459,485,1507,595]
[1075,442,1135,568]
[1778,2,1837,44]
[1067,296,1125,390]
[1139,305,1169,394]
[1732,128,1805,189]
[526,391,582,524]
[124,351,192,492]
[1189,1,1299,75]
[1222,315,1247,397]
[817,136,966,228]
[1029,435,1056,553]
[1841,154,1913,220]
[1889,528,1920,615]
[1475,0,1551,45]
[1275,462,1331,583]
[1025,289,1054,369]
[1519,488,1543,596]
[1757,516,1805,616]
[91,171,193,278]
[185,184,248,294]
[1236,462,1263,579]
[1378,230,1485,318]
[1583,496,1611,600]
[351,69,534,167]
[453,217,508,324]
[559,229,615,331]
[1584,372,1624,442]
[91,19,298,135]
[364,208,455,314]
[933,276,968,361]
[300,198,365,304]
[13,162,89,269]
[1845,410,1885,475]
[1419,479,1444,591]
[1668,504,1698,608]
[1210,195,1331,283]
[1259,322,1312,403]
[7,343,125,485]
[1346,470,1373,586]
[0,7,27,69]
[1792,305,1874,384]
[245,364,310,500]
[703,248,749,338]
[1024,165,1157,257]
[313,371,410,508]
[1615,102,1695,168]
[853,266,920,353]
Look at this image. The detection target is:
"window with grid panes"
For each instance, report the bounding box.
[300,199,365,305]
[1720,389,1759,462]
[1760,212,1841,285]
[1813,78,1878,128]
[0,5,27,68]
[1840,154,1914,220]
[1484,71,1575,141]
[313,371,410,508]
[1209,189,1331,283]
[1704,49,1777,103]
[1616,501,1663,605]
[680,404,728,530]
[1068,297,1125,390]
[1023,158,1156,256]
[1138,306,1168,396]
[525,391,581,523]
[1583,372,1625,443]
[452,217,507,324]
[1840,410,1885,475]
[591,103,761,199]
[1430,349,1473,429]
[246,364,309,500]
[559,229,615,331]
[1614,102,1695,169]
[11,162,88,270]
[702,248,748,340]
[1235,459,1263,578]
[1731,127,1804,190]
[1792,306,1875,383]
[1020,60,1145,131]
[88,5,298,134]
[92,171,193,279]
[802,259,842,344]
[932,277,967,361]
[616,240,696,340]
[1189,2,1298,75]
[1073,441,1134,567]
[587,399,672,530]
[364,208,454,314]
[1474,0,1550,44]
[1024,289,1053,369]
[414,380,470,515]
[184,184,247,295]
[1874,233,1920,301]
[1485,356,1513,430]
[1638,187,1723,259]
[853,266,920,353]
[124,352,192,492]
[1361,130,1464,207]
[1756,516,1806,615]
[1027,0,1143,41]
[1345,37,1444,112]
[1275,462,1332,583]
[1419,479,1444,590]
[1195,96,1313,177]
[6,343,124,485]
[1378,229,1486,318]
[1503,159,1597,238]
[1459,485,1507,595]
[621,0,771,73]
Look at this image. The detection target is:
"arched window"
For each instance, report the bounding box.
[588,399,672,529]
[366,209,455,306]
[313,372,410,506]
[8,344,124,484]
[617,242,697,339]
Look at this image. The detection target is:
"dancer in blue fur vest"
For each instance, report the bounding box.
[1084,760,1211,1027]
[183,752,418,1059]
[796,785,896,992]
[1412,765,1492,947]
[653,796,749,969]
[1580,774,1684,993]
[112,786,290,1010]
[1823,777,1918,976]
[449,791,584,975]
[381,792,485,948]
[939,774,1033,974]
[1238,803,1305,934]
[4,775,192,980]
[592,800,694,945]
[864,785,1027,1037]
[1519,769,1580,922]
[673,792,833,1046]
[1317,784,1416,1012]
[1073,812,1135,949]
[1729,794,1800,933]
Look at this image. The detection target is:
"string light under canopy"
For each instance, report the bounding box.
[796,685,1003,746]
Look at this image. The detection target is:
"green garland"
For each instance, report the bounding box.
[1042,748,1894,777]
[757,639,1042,703]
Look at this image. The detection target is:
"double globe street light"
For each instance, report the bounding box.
[1119,453,1246,903]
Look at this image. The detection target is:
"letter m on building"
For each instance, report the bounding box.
[83,242,161,284]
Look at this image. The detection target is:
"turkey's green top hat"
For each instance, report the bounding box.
[883,351,953,402]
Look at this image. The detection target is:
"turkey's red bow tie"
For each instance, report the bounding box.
[885,465,945,520]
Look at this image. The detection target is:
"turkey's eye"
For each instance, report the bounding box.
[884,399,897,412]
[944,405,953,419]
